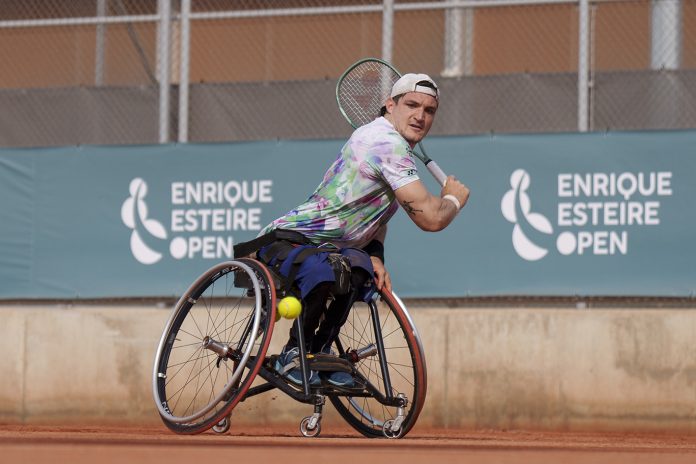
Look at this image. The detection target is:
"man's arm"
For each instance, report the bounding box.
[394,176,469,232]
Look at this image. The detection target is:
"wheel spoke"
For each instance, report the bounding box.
[154,259,276,434]
[330,293,424,438]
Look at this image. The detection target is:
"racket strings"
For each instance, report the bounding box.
[338,61,399,128]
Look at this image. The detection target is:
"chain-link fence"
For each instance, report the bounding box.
[0,0,694,148]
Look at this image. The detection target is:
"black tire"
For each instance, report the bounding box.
[329,290,427,438]
[152,258,277,434]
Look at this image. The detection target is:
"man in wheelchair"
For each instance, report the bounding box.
[252,73,469,388]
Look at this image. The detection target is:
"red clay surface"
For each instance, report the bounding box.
[2,423,695,464]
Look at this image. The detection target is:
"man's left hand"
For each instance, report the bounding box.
[370,256,392,294]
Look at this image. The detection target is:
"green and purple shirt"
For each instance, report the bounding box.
[261,117,420,248]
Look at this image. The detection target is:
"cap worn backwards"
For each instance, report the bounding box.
[390,73,439,100]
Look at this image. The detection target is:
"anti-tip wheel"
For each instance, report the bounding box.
[212,416,231,434]
[382,420,402,439]
[300,416,321,438]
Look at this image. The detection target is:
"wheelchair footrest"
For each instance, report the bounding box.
[267,353,354,373]
[320,378,366,394]
[307,353,353,373]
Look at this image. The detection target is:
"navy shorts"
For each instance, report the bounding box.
[268,244,375,300]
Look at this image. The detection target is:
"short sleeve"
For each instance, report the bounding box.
[362,139,420,191]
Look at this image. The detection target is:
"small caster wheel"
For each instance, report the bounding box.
[300,416,321,437]
[382,419,402,439]
[212,416,231,434]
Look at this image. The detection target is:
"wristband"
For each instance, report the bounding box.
[442,194,461,211]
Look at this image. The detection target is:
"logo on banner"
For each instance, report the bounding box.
[121,178,168,264]
[501,169,553,261]
[121,177,273,265]
[501,168,673,261]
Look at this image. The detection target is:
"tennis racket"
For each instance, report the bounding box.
[336,57,448,187]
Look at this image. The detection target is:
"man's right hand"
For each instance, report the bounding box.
[441,175,470,209]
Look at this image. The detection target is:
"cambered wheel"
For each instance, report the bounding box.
[329,290,427,438]
[153,258,276,434]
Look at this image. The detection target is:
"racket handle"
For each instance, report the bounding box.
[426,160,448,187]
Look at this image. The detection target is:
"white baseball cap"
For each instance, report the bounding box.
[390,73,439,100]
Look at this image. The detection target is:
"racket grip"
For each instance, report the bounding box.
[426,161,448,187]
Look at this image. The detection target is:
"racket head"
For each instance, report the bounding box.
[336,58,401,129]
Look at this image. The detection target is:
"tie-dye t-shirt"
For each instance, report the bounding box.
[260,117,419,249]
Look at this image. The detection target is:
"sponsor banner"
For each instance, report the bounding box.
[0,131,695,299]
[397,131,696,297]
[0,142,333,298]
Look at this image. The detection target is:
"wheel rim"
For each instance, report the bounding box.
[329,291,426,437]
[153,260,270,425]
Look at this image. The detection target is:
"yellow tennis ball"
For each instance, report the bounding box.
[278,296,302,320]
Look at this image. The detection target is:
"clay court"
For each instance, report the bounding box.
[2,424,696,464]
[2,3,696,464]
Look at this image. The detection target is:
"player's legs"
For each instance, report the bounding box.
[285,281,331,351]
[274,247,374,386]
[311,268,370,353]
[276,255,333,386]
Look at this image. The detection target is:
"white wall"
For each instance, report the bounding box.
[2,304,695,433]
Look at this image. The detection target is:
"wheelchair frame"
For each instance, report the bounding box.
[152,258,427,438]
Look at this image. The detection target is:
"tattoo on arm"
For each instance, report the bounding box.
[401,200,423,216]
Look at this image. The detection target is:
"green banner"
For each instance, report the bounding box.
[1,131,695,299]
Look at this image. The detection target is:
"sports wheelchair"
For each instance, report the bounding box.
[152,257,427,438]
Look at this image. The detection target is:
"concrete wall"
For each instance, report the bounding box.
[1,303,695,432]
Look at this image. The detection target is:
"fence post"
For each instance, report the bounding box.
[443,2,462,77]
[95,0,107,86]
[382,0,394,64]
[178,0,192,143]
[157,0,172,143]
[577,0,590,132]
[651,0,682,70]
